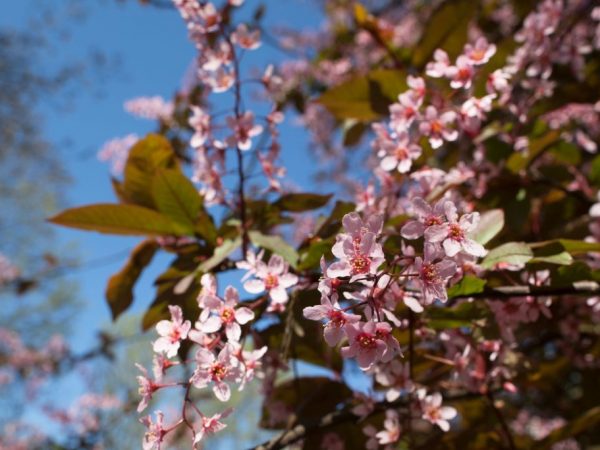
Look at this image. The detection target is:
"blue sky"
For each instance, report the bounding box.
[2,0,325,353]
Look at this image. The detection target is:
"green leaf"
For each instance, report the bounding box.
[122,134,176,208]
[411,0,474,68]
[538,407,600,450]
[447,275,487,298]
[297,238,333,271]
[249,230,299,268]
[589,154,600,187]
[481,242,533,270]
[274,193,332,212]
[528,241,573,265]
[342,120,367,147]
[106,240,159,320]
[506,130,561,173]
[198,237,241,272]
[317,69,406,121]
[152,168,202,234]
[48,203,188,236]
[315,201,356,239]
[471,209,504,245]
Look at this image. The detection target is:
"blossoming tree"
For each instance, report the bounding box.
[51,0,600,448]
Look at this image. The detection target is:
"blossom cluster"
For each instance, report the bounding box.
[137,274,269,448]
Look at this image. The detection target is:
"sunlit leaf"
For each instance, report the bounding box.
[48,203,188,236]
[106,239,159,320]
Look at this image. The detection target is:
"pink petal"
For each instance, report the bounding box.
[235,307,255,324]
[244,279,265,294]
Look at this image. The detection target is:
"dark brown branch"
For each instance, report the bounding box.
[486,392,517,450]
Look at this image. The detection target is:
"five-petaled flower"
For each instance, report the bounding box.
[153,305,191,358]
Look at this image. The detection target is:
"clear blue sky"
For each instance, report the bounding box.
[2,0,325,353]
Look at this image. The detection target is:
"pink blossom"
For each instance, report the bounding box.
[341,321,388,369]
[378,132,422,174]
[376,410,402,446]
[191,344,240,401]
[425,202,487,258]
[231,24,261,50]
[464,37,497,65]
[226,111,263,151]
[140,410,166,450]
[237,345,268,389]
[243,254,298,308]
[203,67,235,93]
[124,96,173,121]
[303,293,361,346]
[198,2,221,33]
[198,286,255,342]
[189,106,210,148]
[419,106,458,149]
[0,253,19,286]
[153,305,191,358]
[401,197,446,240]
[328,212,385,279]
[97,134,139,175]
[413,243,457,304]
[362,424,379,450]
[136,364,158,413]
[375,360,413,401]
[418,389,457,432]
[446,56,475,89]
[426,49,451,78]
[389,91,422,132]
[236,249,265,281]
[194,408,233,445]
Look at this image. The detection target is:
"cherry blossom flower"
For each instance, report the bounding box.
[378,132,422,173]
[303,293,361,346]
[97,134,139,175]
[417,389,457,432]
[204,67,235,93]
[341,321,388,369]
[153,305,191,358]
[419,106,458,149]
[243,254,298,308]
[231,24,261,50]
[236,345,268,389]
[191,344,240,401]
[464,37,497,65]
[401,197,446,240]
[446,56,475,89]
[426,49,451,78]
[225,111,263,151]
[189,106,210,148]
[363,424,380,450]
[389,92,422,132]
[136,364,159,413]
[425,202,487,258]
[124,96,173,121]
[376,410,402,446]
[236,249,266,281]
[194,408,233,445]
[328,212,385,279]
[198,2,221,33]
[140,410,166,450]
[198,286,255,341]
[375,360,413,401]
[412,244,457,304]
